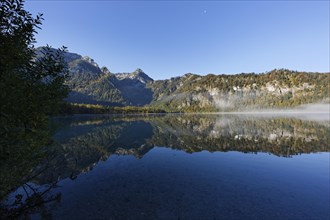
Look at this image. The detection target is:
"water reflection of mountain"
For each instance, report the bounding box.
[38,114,329,184]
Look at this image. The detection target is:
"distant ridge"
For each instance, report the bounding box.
[36,47,330,111]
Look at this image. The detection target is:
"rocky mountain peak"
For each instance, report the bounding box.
[82,56,99,68]
[133,68,144,74]
[132,68,153,82]
[101,66,111,75]
[115,69,153,83]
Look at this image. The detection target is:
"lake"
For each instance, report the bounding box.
[2,113,329,219]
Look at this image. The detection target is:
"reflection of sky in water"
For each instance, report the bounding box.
[4,114,329,219]
[35,149,330,220]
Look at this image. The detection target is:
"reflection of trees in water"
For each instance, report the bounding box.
[37,115,330,184]
[1,114,329,218]
[148,115,329,156]
[40,124,126,184]
[37,120,154,184]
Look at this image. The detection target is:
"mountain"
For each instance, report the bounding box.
[36,47,154,106]
[148,70,330,111]
[36,47,330,111]
[65,56,154,106]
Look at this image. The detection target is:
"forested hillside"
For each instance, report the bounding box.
[37,48,329,112]
[148,70,329,111]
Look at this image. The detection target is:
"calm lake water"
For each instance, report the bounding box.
[2,114,330,219]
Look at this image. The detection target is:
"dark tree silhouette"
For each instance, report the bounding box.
[0,0,68,199]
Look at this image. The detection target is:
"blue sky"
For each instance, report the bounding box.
[26,1,329,80]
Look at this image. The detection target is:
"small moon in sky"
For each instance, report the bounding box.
[204,10,207,14]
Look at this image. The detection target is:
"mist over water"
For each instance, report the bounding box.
[214,103,330,121]
[295,103,330,113]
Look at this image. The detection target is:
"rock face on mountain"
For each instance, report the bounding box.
[36,48,153,106]
[148,71,330,111]
[36,47,330,111]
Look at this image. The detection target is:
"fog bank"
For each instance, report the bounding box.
[213,103,330,122]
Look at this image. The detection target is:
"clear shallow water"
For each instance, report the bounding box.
[3,114,330,219]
